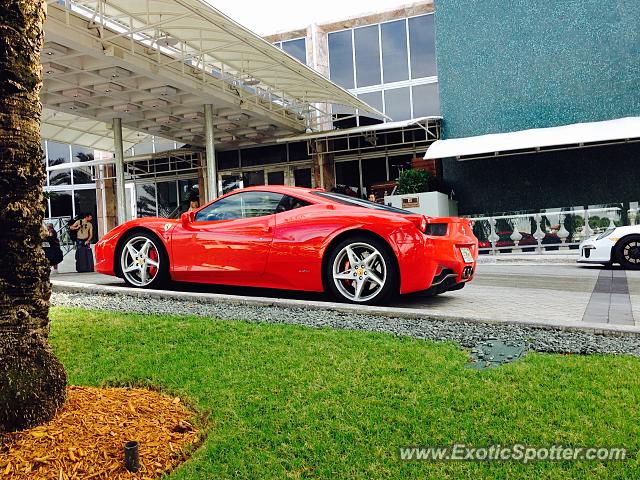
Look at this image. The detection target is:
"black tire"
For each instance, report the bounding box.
[615,235,640,270]
[117,231,170,288]
[324,234,398,305]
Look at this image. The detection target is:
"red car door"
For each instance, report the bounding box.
[170,191,283,285]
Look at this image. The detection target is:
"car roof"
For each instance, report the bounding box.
[216,185,325,203]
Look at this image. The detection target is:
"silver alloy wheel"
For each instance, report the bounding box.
[120,236,161,287]
[332,242,387,302]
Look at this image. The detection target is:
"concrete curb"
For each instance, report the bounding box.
[51,280,640,338]
[477,254,580,265]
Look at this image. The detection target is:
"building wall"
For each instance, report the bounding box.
[434,0,640,139]
[442,143,640,215]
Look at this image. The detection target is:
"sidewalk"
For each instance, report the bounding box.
[52,245,96,275]
[477,252,580,264]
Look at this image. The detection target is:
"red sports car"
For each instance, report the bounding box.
[95,186,478,304]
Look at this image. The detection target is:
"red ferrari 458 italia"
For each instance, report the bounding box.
[95,186,478,304]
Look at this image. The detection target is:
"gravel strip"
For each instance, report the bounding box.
[51,291,640,357]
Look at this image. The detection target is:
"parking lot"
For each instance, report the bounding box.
[52,262,640,329]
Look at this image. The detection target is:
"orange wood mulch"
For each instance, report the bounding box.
[0,386,200,480]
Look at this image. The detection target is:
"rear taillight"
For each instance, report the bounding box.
[425,223,448,236]
[409,215,428,233]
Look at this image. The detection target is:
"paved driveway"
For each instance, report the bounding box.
[52,264,640,327]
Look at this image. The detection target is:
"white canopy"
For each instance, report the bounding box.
[41,0,383,151]
[279,116,441,142]
[424,117,640,160]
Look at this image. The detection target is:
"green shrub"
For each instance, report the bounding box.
[397,169,431,195]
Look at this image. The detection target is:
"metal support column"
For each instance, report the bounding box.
[113,117,127,225]
[204,104,218,201]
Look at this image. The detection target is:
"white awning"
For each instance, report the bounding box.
[41,109,151,151]
[424,117,640,160]
[278,116,442,142]
[41,0,384,152]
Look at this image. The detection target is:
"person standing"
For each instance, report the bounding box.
[43,223,63,274]
[69,213,94,272]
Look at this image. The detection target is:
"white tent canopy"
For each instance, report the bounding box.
[424,117,640,160]
[41,109,151,151]
[41,0,382,151]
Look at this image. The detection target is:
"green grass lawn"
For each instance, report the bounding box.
[49,307,640,479]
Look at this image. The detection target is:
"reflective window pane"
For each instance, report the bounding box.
[240,192,284,218]
[241,144,286,167]
[384,87,411,121]
[178,179,199,213]
[361,157,388,196]
[412,82,441,117]
[135,183,156,217]
[358,91,384,122]
[221,174,242,195]
[381,20,409,83]
[294,168,312,188]
[46,141,70,165]
[73,189,98,242]
[218,150,240,170]
[72,145,95,185]
[49,191,73,218]
[157,181,179,218]
[195,193,243,221]
[48,168,72,186]
[409,14,437,78]
[354,25,381,87]
[282,38,306,64]
[267,171,285,185]
[242,170,264,187]
[335,160,360,196]
[328,30,354,89]
[196,192,283,221]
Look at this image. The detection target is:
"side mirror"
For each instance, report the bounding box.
[181,211,195,226]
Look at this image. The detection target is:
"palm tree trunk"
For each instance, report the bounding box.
[0,0,66,432]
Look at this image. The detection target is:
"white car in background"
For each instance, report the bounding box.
[578,225,640,269]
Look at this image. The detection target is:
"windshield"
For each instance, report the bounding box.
[312,191,412,215]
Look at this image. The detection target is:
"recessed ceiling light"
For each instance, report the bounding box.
[113,103,139,112]
[42,62,67,75]
[42,43,68,57]
[62,88,92,99]
[94,82,124,94]
[142,98,169,108]
[149,85,178,96]
[59,101,88,111]
[98,67,133,80]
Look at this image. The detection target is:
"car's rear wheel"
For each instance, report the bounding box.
[119,232,169,288]
[325,235,397,305]
[615,235,640,270]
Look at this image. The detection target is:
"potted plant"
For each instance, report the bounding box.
[385,168,458,216]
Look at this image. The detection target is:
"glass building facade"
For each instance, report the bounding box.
[273,38,307,65]
[328,13,440,123]
[42,7,440,232]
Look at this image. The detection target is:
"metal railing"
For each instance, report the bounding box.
[467,205,639,255]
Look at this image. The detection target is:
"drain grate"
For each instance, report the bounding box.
[467,339,527,369]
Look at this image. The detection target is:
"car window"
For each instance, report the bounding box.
[195,192,284,222]
[311,191,411,214]
[275,195,311,213]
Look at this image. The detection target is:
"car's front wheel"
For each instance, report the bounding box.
[325,235,397,305]
[615,235,640,270]
[119,232,169,288]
